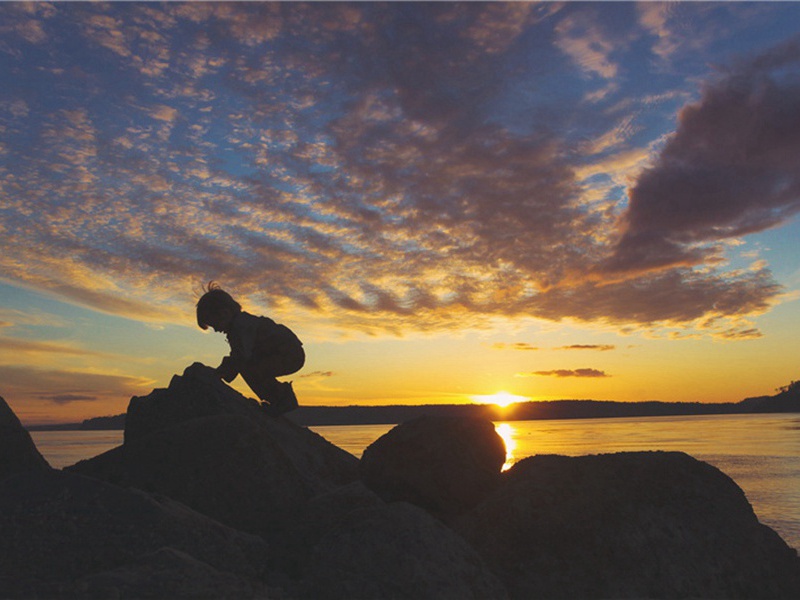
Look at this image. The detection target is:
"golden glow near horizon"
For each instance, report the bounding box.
[473,391,528,409]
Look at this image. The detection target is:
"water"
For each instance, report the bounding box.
[312,413,800,551]
[31,430,124,470]
[31,413,799,551]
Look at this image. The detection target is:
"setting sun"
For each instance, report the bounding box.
[473,391,528,408]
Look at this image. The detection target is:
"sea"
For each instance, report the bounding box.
[30,412,800,552]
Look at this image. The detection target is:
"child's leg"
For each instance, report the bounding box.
[238,366,282,401]
[239,368,298,416]
[238,345,304,417]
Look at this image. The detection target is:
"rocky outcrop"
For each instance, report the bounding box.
[2,373,508,599]
[73,547,268,600]
[304,499,507,600]
[70,363,359,539]
[124,362,263,444]
[70,414,316,539]
[5,369,800,599]
[0,395,50,478]
[360,415,506,518]
[280,481,507,599]
[0,469,272,598]
[456,451,800,599]
[128,362,358,486]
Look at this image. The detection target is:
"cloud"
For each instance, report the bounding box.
[0,336,100,356]
[0,308,69,328]
[521,368,610,378]
[37,393,98,404]
[298,370,334,379]
[605,36,800,275]
[491,343,539,351]
[0,365,154,402]
[0,3,795,341]
[556,344,616,351]
[149,104,179,123]
[637,2,680,60]
[555,9,620,80]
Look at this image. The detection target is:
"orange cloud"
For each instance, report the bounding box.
[522,368,610,378]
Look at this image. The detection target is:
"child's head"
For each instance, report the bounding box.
[196,282,241,332]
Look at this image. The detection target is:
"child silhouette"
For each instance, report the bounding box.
[196,282,304,416]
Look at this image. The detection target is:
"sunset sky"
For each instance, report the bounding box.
[1,2,799,425]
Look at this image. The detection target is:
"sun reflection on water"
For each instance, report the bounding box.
[495,422,517,471]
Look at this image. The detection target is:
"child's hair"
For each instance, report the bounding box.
[196,281,242,330]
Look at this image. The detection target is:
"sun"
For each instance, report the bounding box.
[472,391,527,408]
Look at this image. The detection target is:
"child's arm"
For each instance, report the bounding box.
[216,355,239,382]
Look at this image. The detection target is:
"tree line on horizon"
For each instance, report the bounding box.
[26,381,799,431]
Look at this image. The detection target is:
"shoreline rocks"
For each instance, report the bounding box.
[456,451,800,599]
[0,469,273,598]
[3,370,799,599]
[1,395,51,477]
[360,415,506,519]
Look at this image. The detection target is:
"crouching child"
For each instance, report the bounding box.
[196,282,304,416]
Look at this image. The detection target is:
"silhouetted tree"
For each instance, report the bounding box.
[777,380,799,394]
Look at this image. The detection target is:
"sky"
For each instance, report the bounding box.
[1,1,799,425]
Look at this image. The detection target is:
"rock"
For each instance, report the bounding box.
[0,395,51,478]
[69,364,359,539]
[274,481,388,583]
[304,500,508,600]
[123,362,358,487]
[295,481,386,554]
[0,469,272,598]
[124,362,262,444]
[69,414,314,540]
[456,451,800,599]
[73,547,270,599]
[360,415,506,518]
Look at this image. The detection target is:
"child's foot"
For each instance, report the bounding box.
[262,382,298,417]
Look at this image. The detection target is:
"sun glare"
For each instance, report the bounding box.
[473,391,527,408]
[495,423,517,471]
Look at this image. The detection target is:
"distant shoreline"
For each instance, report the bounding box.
[26,389,800,431]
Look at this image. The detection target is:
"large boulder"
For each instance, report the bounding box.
[300,489,508,600]
[359,415,506,518]
[0,395,50,478]
[73,547,268,600]
[69,364,359,539]
[123,362,358,487]
[69,414,314,539]
[456,451,800,599]
[124,362,262,444]
[0,469,272,598]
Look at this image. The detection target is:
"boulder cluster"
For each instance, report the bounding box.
[2,363,799,599]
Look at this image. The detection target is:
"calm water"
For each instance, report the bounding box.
[31,413,799,551]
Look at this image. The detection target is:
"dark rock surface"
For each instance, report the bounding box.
[70,363,359,539]
[4,369,799,599]
[277,481,506,599]
[456,451,800,599]
[124,361,263,444]
[360,414,506,517]
[70,414,314,539]
[304,500,508,600]
[73,547,269,600]
[130,362,358,486]
[0,469,272,598]
[0,395,50,477]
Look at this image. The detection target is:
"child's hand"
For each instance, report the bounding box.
[216,356,238,382]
